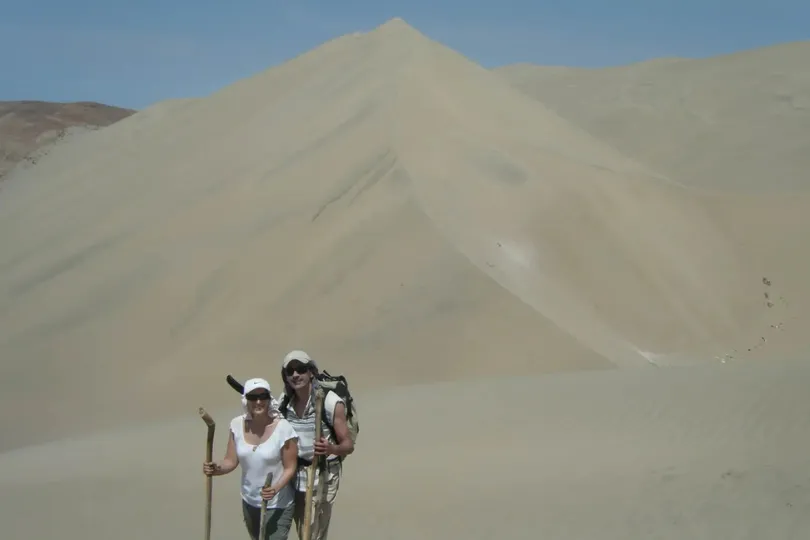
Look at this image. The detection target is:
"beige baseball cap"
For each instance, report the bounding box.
[282,349,315,368]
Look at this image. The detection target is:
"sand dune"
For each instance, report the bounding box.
[496,41,810,192]
[496,40,810,361]
[1,17,810,540]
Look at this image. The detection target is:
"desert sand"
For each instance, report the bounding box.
[496,41,810,192]
[1,17,809,540]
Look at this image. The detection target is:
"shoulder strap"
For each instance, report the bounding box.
[320,390,344,465]
[321,390,336,436]
[279,393,291,418]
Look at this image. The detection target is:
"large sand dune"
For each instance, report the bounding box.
[496,40,810,360]
[496,41,810,192]
[1,17,810,540]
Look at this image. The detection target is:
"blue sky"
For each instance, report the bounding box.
[2,0,808,110]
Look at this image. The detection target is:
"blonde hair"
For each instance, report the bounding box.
[241,394,280,421]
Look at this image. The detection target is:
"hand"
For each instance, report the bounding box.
[261,485,278,501]
[313,436,335,456]
[202,461,219,476]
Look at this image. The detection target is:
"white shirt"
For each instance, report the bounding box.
[230,415,298,508]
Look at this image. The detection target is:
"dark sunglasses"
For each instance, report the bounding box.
[284,363,309,376]
[245,392,271,402]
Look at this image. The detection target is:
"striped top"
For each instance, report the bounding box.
[280,388,344,492]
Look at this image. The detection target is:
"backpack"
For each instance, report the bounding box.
[279,370,359,460]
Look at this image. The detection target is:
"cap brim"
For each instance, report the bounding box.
[283,357,315,368]
[242,378,272,395]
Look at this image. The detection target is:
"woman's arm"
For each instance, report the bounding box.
[213,431,240,476]
[272,437,299,491]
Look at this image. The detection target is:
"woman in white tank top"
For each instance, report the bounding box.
[202,378,299,540]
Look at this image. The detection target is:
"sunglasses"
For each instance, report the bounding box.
[245,392,271,402]
[284,363,309,376]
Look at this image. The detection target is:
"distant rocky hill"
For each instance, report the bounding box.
[0,100,135,179]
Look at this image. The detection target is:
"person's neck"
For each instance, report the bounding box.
[293,383,312,403]
[249,413,271,429]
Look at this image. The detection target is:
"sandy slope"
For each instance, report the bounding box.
[1,363,809,540]
[496,41,810,360]
[496,41,810,192]
[1,17,810,540]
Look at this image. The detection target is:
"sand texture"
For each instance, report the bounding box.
[1,17,809,540]
[496,41,810,192]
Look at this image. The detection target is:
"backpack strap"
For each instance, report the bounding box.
[319,389,336,440]
[278,393,291,418]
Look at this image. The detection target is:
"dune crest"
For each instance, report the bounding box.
[496,40,810,192]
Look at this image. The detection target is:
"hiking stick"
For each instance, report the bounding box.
[258,472,274,540]
[301,388,324,540]
[199,407,216,540]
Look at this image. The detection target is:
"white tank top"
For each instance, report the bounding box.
[230,415,298,508]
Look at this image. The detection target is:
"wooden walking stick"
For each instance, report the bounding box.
[301,388,324,540]
[258,472,274,540]
[199,407,216,540]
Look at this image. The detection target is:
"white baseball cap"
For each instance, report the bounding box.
[282,350,316,369]
[242,377,272,396]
